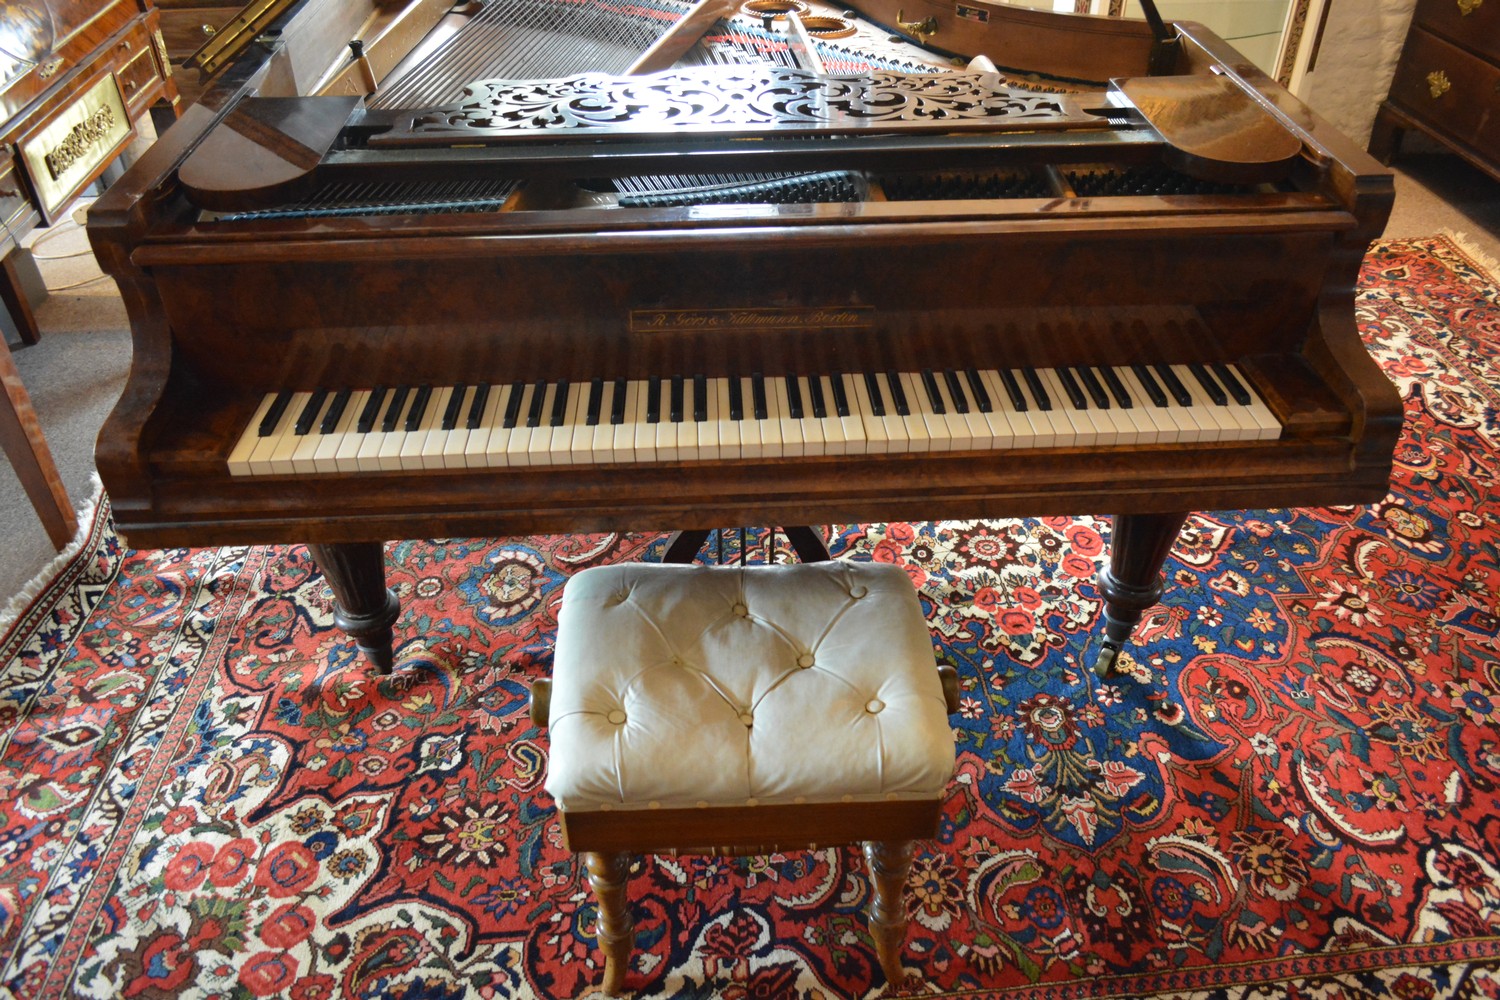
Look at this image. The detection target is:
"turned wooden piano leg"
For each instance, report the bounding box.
[1094,512,1188,675]
[307,542,401,673]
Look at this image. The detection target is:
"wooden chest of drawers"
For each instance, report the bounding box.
[1370,0,1500,180]
[1,1,179,343]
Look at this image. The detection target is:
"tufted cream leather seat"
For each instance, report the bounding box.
[547,560,955,813]
[537,559,957,995]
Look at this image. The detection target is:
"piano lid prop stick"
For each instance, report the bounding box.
[625,0,741,75]
[785,11,826,76]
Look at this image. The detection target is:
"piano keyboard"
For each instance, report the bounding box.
[227,365,1280,476]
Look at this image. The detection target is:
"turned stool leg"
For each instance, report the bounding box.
[864,840,914,985]
[585,851,635,994]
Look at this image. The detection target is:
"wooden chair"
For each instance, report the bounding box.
[534,560,959,993]
[1,337,75,549]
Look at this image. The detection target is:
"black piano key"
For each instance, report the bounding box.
[1056,367,1088,410]
[1154,364,1194,406]
[729,377,744,421]
[1077,367,1111,409]
[864,371,885,417]
[998,369,1026,412]
[319,388,352,434]
[751,373,768,420]
[1188,363,1228,405]
[1100,368,1133,409]
[646,376,662,424]
[260,390,295,436]
[467,383,491,429]
[670,375,684,423]
[965,368,992,413]
[441,384,467,430]
[294,390,328,436]
[886,371,910,416]
[503,381,525,428]
[550,379,571,426]
[404,385,433,432]
[1131,365,1168,407]
[356,386,387,433]
[382,386,411,433]
[807,376,826,418]
[610,378,628,425]
[1213,363,1253,405]
[831,373,851,417]
[943,370,970,414]
[693,375,708,421]
[785,375,803,419]
[525,380,547,428]
[585,378,603,427]
[1022,367,1052,410]
[920,369,945,414]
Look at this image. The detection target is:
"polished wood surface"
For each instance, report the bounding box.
[1,337,77,550]
[1370,0,1500,182]
[1,1,178,341]
[87,10,1399,670]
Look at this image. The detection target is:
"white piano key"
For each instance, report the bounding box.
[1227,364,1282,440]
[1120,367,1179,443]
[795,376,824,454]
[774,376,804,458]
[565,381,596,465]
[1174,364,1239,439]
[654,380,681,461]
[417,386,457,470]
[313,391,363,473]
[478,383,521,468]
[833,374,868,454]
[586,380,616,463]
[1040,368,1098,447]
[506,383,539,467]
[678,379,702,462]
[697,377,720,460]
[526,382,561,466]
[970,369,1018,449]
[1103,368,1158,445]
[893,372,931,450]
[631,379,657,463]
[930,372,977,451]
[442,386,479,469]
[369,390,416,472]
[266,391,314,475]
[901,372,948,450]
[739,377,766,459]
[229,394,280,477]
[1075,368,1123,447]
[714,377,739,460]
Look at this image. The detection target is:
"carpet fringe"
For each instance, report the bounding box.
[1444,229,1500,283]
[0,474,105,638]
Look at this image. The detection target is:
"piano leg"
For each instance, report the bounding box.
[307,542,402,673]
[1094,512,1189,676]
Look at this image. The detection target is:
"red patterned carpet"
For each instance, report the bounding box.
[2,235,1500,999]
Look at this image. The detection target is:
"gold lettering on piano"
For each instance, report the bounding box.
[44,106,117,180]
[19,73,132,221]
[630,306,873,333]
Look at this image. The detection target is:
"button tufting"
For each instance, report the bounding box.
[733,602,749,617]
[797,653,814,668]
[607,709,627,725]
[739,711,754,726]
[866,699,885,714]
[850,585,868,598]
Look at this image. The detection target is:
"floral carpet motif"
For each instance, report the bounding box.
[3,236,1500,999]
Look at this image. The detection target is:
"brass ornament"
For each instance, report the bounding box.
[1458,0,1482,15]
[896,8,938,38]
[1427,70,1452,99]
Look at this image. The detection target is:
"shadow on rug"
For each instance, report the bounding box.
[2,235,1500,999]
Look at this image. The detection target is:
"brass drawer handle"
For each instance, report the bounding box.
[1428,70,1452,98]
[1458,0,1482,14]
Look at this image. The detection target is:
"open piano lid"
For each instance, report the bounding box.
[176,64,1304,212]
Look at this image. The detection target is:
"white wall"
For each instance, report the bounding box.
[1293,0,1416,147]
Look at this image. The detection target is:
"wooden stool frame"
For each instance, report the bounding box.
[532,667,958,993]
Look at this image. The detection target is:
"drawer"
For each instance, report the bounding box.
[1413,0,1500,62]
[157,7,244,59]
[113,23,167,108]
[1388,27,1500,163]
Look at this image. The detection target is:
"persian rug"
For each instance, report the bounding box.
[2,234,1500,1000]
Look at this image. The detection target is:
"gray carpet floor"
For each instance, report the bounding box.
[2,151,1498,611]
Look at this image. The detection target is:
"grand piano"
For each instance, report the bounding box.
[86,0,1401,674]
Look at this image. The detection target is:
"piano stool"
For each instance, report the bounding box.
[531,560,960,993]
[1,337,76,550]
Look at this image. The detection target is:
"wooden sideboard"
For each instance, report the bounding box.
[1370,0,1500,181]
[2,0,179,344]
